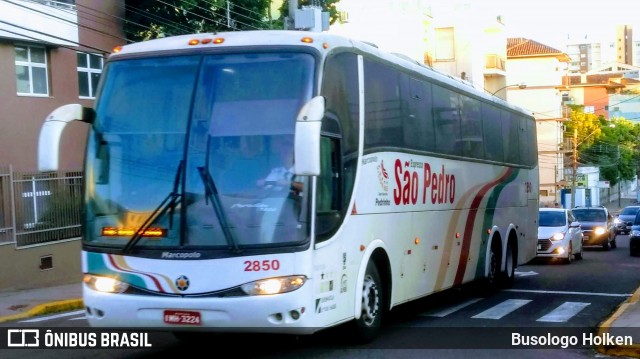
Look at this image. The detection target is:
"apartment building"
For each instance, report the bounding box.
[566,24,640,74]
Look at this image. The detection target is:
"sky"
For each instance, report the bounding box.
[484,0,640,49]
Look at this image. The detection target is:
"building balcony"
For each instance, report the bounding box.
[0,0,78,46]
[484,53,506,78]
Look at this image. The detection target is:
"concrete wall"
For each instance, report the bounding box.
[0,239,81,292]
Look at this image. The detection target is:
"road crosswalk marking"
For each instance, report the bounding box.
[420,298,483,317]
[536,302,590,322]
[471,299,532,319]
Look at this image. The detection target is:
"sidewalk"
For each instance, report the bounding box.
[0,283,83,323]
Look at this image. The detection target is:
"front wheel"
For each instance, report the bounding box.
[564,243,573,264]
[353,262,383,344]
[575,242,583,260]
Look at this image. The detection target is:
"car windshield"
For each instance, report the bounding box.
[572,209,606,222]
[620,207,640,216]
[539,211,566,227]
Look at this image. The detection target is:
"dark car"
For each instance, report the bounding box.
[614,205,640,234]
[630,212,640,256]
[571,206,617,250]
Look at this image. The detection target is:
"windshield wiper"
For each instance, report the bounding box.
[122,161,183,254]
[197,166,241,253]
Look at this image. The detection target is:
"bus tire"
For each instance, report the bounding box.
[500,240,516,287]
[353,261,383,344]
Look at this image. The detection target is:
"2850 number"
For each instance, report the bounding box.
[244,259,280,271]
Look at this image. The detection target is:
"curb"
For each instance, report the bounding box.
[596,286,640,357]
[0,299,84,324]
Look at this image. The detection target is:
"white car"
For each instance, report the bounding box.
[537,208,584,263]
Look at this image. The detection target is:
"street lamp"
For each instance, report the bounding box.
[490,82,527,96]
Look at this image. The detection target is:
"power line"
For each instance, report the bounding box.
[0,19,110,54]
[1,0,129,44]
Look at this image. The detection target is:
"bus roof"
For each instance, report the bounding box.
[110,30,532,117]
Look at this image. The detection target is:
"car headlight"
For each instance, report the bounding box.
[241,276,306,295]
[83,274,129,293]
[594,227,606,235]
[551,232,565,241]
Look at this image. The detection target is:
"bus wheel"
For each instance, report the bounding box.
[353,261,383,343]
[485,243,500,292]
[500,240,516,287]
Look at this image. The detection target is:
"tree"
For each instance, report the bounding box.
[565,105,640,186]
[125,0,273,42]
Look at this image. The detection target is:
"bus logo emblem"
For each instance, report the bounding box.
[175,275,190,291]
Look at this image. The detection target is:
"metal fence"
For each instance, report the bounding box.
[0,165,82,247]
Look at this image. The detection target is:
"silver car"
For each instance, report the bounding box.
[537,208,584,263]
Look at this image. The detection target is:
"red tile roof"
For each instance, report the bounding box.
[507,38,570,61]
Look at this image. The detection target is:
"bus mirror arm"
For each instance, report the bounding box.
[294,96,324,176]
[38,104,95,172]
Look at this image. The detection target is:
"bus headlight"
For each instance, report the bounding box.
[83,274,129,294]
[594,227,606,235]
[241,276,306,296]
[551,232,565,241]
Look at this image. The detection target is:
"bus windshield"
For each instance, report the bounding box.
[84,52,315,251]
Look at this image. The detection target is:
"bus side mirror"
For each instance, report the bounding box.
[294,96,324,176]
[38,104,95,172]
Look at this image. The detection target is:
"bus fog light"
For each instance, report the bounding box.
[240,276,306,295]
[83,274,129,294]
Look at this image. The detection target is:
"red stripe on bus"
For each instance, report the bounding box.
[453,168,513,285]
[107,254,166,293]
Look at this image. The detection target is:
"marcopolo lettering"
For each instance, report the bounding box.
[161,252,202,259]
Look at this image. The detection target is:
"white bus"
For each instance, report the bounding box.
[38,30,539,342]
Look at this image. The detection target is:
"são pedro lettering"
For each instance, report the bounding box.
[394,159,455,205]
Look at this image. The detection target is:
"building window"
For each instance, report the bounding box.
[77,52,103,98]
[435,27,455,61]
[15,45,49,96]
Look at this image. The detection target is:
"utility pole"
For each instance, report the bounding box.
[618,145,621,208]
[571,129,577,208]
[286,0,298,30]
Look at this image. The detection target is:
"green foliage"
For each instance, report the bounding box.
[566,106,640,185]
[125,0,273,42]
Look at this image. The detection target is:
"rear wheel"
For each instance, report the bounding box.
[353,261,383,344]
[500,240,516,287]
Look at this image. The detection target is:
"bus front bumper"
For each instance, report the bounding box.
[82,283,318,335]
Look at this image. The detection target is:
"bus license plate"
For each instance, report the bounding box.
[164,310,201,325]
